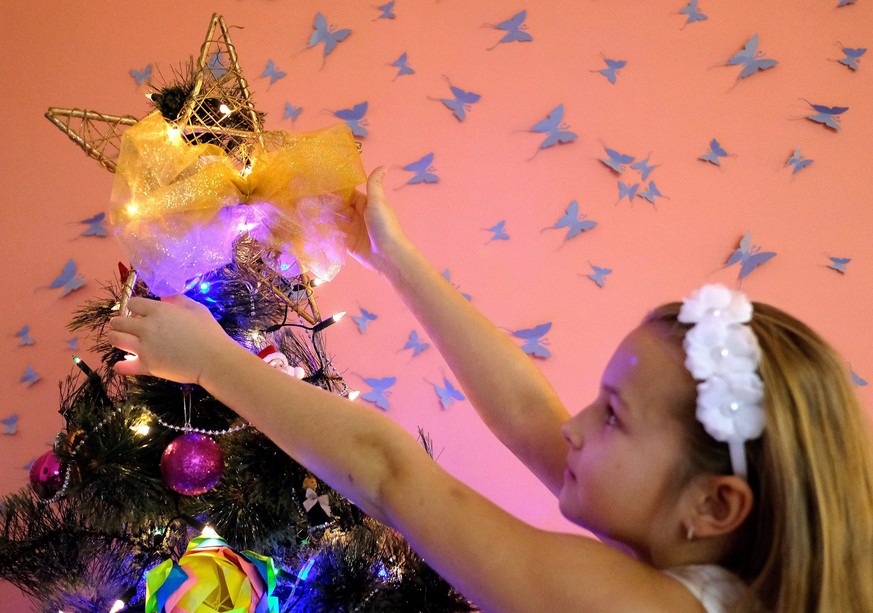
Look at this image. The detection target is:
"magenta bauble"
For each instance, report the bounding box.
[160,432,224,496]
[29,449,64,500]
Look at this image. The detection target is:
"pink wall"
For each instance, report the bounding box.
[2,1,871,608]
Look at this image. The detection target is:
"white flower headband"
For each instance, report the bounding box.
[678,284,765,478]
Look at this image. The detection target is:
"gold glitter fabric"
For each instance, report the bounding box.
[110,111,366,294]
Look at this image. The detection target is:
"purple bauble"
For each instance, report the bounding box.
[29,449,64,500]
[160,432,224,496]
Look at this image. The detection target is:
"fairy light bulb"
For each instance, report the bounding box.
[348,389,361,401]
[130,413,151,436]
[126,203,139,217]
[312,312,346,333]
[109,600,125,613]
[201,525,219,538]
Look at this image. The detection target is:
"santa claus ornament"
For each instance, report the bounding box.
[258,345,306,379]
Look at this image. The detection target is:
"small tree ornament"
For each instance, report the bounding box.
[160,388,224,496]
[28,449,65,500]
[258,344,305,379]
[301,474,333,526]
[160,432,224,496]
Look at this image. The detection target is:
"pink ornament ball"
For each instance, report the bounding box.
[29,449,64,500]
[160,432,224,496]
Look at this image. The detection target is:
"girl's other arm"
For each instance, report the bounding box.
[344,168,571,494]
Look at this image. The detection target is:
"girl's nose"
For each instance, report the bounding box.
[562,412,585,449]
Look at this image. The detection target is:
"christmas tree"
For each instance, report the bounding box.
[0,14,474,613]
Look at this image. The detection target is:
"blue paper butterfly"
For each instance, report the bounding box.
[376,1,395,19]
[403,330,430,357]
[1,414,17,435]
[403,152,439,185]
[586,265,612,288]
[334,102,368,137]
[309,13,352,58]
[618,181,639,203]
[442,269,472,301]
[638,181,664,204]
[486,220,510,242]
[439,79,481,122]
[352,308,378,333]
[284,103,302,122]
[727,34,778,80]
[804,101,848,131]
[597,58,626,84]
[679,1,707,25]
[434,377,465,409]
[599,144,634,173]
[839,46,866,71]
[726,231,777,282]
[50,259,86,297]
[631,156,657,181]
[828,257,851,273]
[530,104,578,155]
[21,365,40,386]
[851,371,867,386]
[785,148,813,174]
[130,64,152,86]
[838,0,857,7]
[488,10,533,49]
[79,212,107,237]
[512,323,552,358]
[700,139,728,165]
[15,325,34,346]
[207,52,227,78]
[66,337,79,351]
[392,52,415,78]
[360,376,396,410]
[261,59,286,84]
[545,200,596,240]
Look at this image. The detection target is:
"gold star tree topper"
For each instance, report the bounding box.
[44,13,364,326]
[46,13,264,173]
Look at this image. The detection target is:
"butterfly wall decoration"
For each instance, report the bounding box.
[512,323,552,359]
[360,376,397,410]
[726,231,777,283]
[529,104,578,157]
[403,153,439,185]
[433,377,465,409]
[488,10,532,50]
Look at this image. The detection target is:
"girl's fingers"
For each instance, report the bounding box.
[112,353,145,376]
[126,296,160,316]
[106,330,141,356]
[108,314,144,335]
[366,166,388,204]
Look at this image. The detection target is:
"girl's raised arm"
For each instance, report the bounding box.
[343,168,571,494]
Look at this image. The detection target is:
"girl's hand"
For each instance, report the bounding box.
[108,295,232,385]
[342,166,412,274]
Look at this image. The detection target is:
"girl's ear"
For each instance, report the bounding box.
[690,476,754,538]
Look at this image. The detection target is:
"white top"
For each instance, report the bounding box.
[663,564,749,613]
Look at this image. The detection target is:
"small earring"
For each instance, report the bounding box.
[686,523,695,541]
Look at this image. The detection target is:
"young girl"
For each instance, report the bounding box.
[109,167,873,612]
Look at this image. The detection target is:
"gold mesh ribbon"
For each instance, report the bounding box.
[110,111,365,294]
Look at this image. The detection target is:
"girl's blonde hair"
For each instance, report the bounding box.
[646,301,873,613]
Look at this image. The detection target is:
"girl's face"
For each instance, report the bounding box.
[559,324,697,562]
